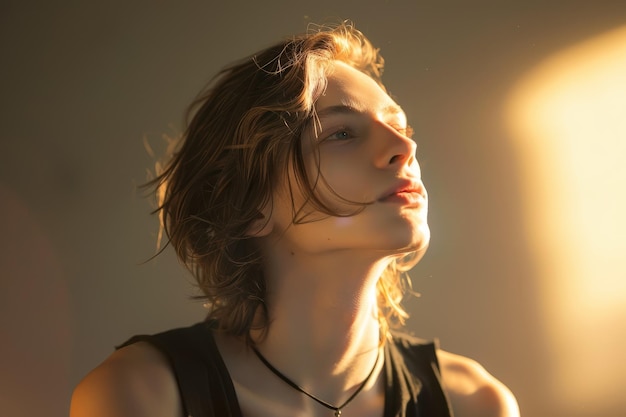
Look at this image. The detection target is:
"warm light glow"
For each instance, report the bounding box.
[506,25,626,411]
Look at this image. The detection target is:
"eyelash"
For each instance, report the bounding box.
[326,128,354,141]
[323,124,414,142]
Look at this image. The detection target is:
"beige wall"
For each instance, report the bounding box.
[1,2,625,416]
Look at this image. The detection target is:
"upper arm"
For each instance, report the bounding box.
[70,342,183,417]
[437,350,520,417]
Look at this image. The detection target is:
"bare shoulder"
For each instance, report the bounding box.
[70,342,183,417]
[437,349,520,417]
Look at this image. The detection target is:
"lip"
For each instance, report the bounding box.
[378,179,427,207]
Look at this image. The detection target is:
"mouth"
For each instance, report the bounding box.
[378,180,427,207]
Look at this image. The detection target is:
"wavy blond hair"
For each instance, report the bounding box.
[149,22,418,343]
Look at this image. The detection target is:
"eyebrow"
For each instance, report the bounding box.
[306,103,407,139]
[315,103,405,119]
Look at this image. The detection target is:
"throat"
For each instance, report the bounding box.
[251,343,382,417]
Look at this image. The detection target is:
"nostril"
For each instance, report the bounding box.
[389,154,402,164]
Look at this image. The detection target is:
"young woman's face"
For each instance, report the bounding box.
[267,60,429,259]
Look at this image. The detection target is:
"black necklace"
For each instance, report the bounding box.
[251,346,380,417]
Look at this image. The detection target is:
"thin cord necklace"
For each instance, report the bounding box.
[251,346,380,417]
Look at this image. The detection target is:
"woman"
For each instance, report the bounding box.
[70,22,519,417]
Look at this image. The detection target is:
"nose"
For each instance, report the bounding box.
[373,122,419,170]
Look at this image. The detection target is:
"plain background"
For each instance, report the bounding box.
[1,1,625,416]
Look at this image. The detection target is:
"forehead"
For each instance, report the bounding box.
[315,61,405,120]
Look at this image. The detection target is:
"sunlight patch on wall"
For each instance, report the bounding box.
[505,25,626,411]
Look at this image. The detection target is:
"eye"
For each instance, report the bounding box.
[325,128,354,141]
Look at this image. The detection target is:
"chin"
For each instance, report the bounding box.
[381,223,431,259]
[402,220,430,250]
[394,210,430,248]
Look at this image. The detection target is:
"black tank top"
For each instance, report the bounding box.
[119,322,453,417]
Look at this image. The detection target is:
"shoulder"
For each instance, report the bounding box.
[69,342,183,417]
[437,350,520,417]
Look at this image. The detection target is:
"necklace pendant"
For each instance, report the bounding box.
[334,410,341,417]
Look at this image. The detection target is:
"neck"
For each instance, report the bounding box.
[251,244,390,401]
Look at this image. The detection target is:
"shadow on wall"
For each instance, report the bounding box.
[506,24,626,417]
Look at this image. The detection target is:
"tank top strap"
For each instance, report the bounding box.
[118,321,242,417]
[383,333,454,417]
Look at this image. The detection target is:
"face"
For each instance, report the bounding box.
[264,60,429,260]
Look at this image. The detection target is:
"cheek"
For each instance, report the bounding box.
[319,159,370,204]
[302,148,370,211]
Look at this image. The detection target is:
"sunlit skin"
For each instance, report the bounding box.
[235,61,429,414]
[70,61,519,417]
[262,60,429,258]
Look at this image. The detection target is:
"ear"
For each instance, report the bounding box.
[245,204,274,237]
